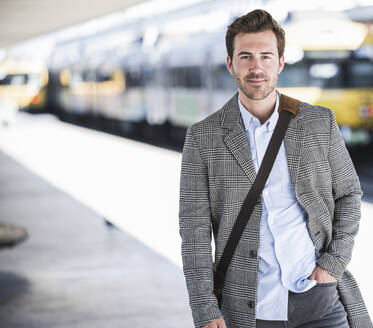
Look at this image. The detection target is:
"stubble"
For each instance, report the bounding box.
[234,72,278,101]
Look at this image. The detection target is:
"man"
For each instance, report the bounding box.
[179,9,372,328]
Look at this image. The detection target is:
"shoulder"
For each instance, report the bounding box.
[187,100,230,141]
[298,100,334,122]
[184,95,238,154]
[188,108,223,135]
[188,92,239,139]
[280,93,337,137]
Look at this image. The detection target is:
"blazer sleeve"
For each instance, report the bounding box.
[316,109,363,280]
[179,126,222,328]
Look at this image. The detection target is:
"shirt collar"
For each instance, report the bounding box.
[238,91,280,133]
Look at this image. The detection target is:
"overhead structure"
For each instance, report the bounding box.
[0,0,146,49]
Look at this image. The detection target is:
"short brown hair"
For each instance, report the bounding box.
[225,9,285,59]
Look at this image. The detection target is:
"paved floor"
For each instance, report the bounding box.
[0,113,183,268]
[0,151,193,327]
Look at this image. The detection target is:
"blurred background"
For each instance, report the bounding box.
[0,0,372,327]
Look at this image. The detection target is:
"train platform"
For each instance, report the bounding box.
[0,115,193,327]
[0,113,372,326]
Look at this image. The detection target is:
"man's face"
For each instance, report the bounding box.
[226,30,284,101]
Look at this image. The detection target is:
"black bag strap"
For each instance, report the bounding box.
[214,95,299,302]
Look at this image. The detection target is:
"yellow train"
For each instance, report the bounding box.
[278,19,373,146]
[0,58,48,123]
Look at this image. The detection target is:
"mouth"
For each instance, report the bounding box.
[247,79,265,84]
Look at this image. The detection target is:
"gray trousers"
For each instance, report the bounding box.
[256,282,349,328]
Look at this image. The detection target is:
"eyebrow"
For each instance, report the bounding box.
[237,51,275,56]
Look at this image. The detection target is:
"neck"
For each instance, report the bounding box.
[239,89,277,125]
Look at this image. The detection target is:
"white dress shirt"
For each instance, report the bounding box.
[238,92,317,320]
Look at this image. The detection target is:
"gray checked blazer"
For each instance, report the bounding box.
[179,92,372,328]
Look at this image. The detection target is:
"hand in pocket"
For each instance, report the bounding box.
[308,265,338,284]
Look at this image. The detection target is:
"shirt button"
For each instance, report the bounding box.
[249,250,257,258]
[247,300,255,308]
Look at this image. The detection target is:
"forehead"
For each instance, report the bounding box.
[233,30,278,55]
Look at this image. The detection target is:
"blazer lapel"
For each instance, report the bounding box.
[283,103,306,188]
[220,91,305,188]
[221,93,256,184]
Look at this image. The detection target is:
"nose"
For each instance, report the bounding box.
[248,57,263,74]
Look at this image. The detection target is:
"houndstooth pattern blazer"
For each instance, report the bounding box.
[179,92,372,328]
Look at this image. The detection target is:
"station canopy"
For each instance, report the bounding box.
[0,0,146,49]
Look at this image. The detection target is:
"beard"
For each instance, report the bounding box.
[234,72,278,101]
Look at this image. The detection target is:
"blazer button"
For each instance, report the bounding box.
[247,300,255,308]
[249,250,257,258]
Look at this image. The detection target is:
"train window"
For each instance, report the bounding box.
[309,62,342,88]
[167,67,179,87]
[0,74,28,86]
[70,72,83,85]
[10,75,27,85]
[97,73,112,82]
[168,66,202,88]
[348,60,373,87]
[212,64,236,90]
[84,71,97,82]
[310,63,339,80]
[278,62,308,87]
[152,68,167,88]
[185,66,202,88]
[0,74,10,85]
[143,68,153,82]
[125,67,144,88]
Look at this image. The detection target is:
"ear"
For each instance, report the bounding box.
[226,55,234,75]
[278,55,285,74]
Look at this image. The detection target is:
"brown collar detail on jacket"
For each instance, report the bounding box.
[278,94,300,118]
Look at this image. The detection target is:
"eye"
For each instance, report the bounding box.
[263,55,271,59]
